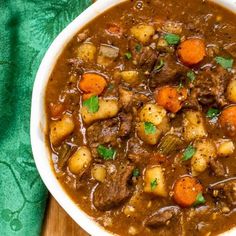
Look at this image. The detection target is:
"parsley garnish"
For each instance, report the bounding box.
[135,44,142,53]
[154,59,164,72]
[97,145,116,160]
[144,122,156,134]
[182,145,196,161]
[215,56,234,70]
[124,52,132,60]
[164,33,180,45]
[83,95,99,113]
[150,179,158,190]
[206,108,220,119]
[132,168,140,177]
[193,192,206,206]
[187,71,196,83]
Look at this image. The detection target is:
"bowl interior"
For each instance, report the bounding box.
[31,0,236,235]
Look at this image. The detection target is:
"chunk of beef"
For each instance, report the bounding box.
[192,67,230,107]
[150,54,187,88]
[209,159,226,177]
[87,118,119,145]
[145,206,180,228]
[130,41,158,71]
[137,46,159,70]
[224,43,236,58]
[93,164,134,211]
[209,179,236,206]
[119,113,133,137]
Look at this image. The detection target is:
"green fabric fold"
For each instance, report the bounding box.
[0,0,91,235]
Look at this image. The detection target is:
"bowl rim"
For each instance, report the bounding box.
[30,0,236,235]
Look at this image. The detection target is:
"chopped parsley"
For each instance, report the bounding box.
[124,52,132,60]
[132,168,140,177]
[135,44,142,53]
[206,108,220,119]
[144,122,157,134]
[182,145,196,161]
[193,192,206,206]
[83,95,99,113]
[215,56,234,70]
[154,59,164,72]
[97,145,116,160]
[150,179,158,191]
[164,33,180,45]
[187,71,196,83]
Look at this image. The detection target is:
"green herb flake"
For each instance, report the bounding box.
[187,71,196,83]
[144,122,157,135]
[154,59,164,72]
[132,168,140,177]
[193,192,206,206]
[150,178,158,191]
[97,145,116,160]
[124,52,132,60]
[135,44,142,53]
[206,108,220,119]
[178,81,184,91]
[182,145,196,161]
[164,33,181,45]
[215,56,234,70]
[83,95,99,113]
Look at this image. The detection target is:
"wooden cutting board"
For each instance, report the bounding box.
[42,196,90,236]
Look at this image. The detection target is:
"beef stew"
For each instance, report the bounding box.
[45,0,236,235]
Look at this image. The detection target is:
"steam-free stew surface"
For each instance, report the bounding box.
[46,0,236,235]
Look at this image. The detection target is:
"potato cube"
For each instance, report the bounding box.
[144,166,167,197]
[50,115,75,146]
[130,24,155,44]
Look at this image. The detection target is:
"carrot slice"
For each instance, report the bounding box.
[178,38,206,65]
[155,86,187,113]
[82,93,96,101]
[219,106,236,136]
[79,73,107,96]
[173,176,203,207]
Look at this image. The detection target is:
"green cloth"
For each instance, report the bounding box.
[0,0,91,235]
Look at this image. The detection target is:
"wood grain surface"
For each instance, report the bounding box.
[42,196,90,236]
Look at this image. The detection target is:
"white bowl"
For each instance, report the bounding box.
[30,0,236,235]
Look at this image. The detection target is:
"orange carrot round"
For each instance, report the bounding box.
[219,106,236,136]
[106,23,122,36]
[155,86,187,113]
[173,176,203,207]
[79,73,107,97]
[178,38,206,65]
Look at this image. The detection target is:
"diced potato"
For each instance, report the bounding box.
[68,146,92,176]
[91,164,106,182]
[217,140,235,157]
[140,104,167,126]
[76,43,96,62]
[80,99,119,124]
[183,111,207,142]
[144,166,167,197]
[118,87,133,108]
[227,80,236,103]
[157,116,170,133]
[120,71,140,85]
[97,44,119,66]
[50,115,75,146]
[137,122,162,145]
[191,139,216,176]
[130,24,155,44]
